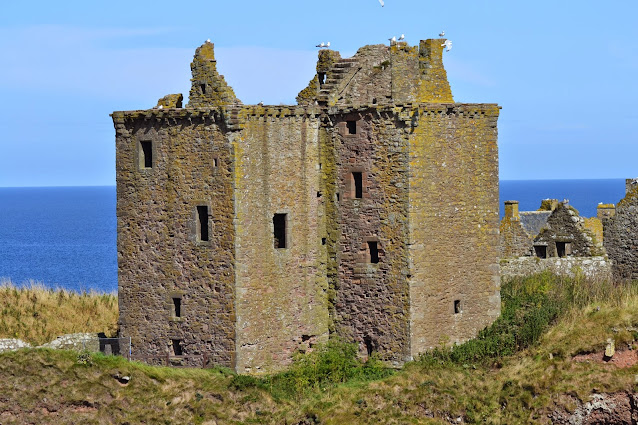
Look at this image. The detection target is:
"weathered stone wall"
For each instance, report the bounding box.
[604,179,638,281]
[330,108,411,364]
[500,257,612,281]
[230,106,329,374]
[408,104,501,352]
[114,109,236,367]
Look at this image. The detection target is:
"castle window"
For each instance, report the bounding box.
[534,245,547,259]
[346,120,357,135]
[197,206,209,242]
[368,241,379,263]
[139,141,153,169]
[200,83,206,94]
[352,172,363,199]
[322,237,326,245]
[363,336,374,356]
[273,213,287,249]
[318,72,325,86]
[171,339,183,356]
[172,297,182,318]
[212,157,218,167]
[454,300,462,314]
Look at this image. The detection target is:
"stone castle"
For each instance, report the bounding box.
[112,38,501,373]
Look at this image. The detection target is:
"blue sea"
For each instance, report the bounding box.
[0,179,629,293]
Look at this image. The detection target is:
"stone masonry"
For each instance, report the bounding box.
[604,178,638,281]
[113,39,501,374]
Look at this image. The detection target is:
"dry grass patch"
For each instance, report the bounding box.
[0,279,118,345]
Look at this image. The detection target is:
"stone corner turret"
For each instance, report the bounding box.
[187,41,241,108]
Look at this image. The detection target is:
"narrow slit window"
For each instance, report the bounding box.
[171,339,183,356]
[140,141,153,169]
[318,72,326,86]
[172,297,181,318]
[352,172,363,198]
[346,120,357,135]
[197,206,209,242]
[200,83,206,94]
[364,336,374,356]
[454,300,462,314]
[273,213,287,249]
[368,241,379,263]
[212,157,218,167]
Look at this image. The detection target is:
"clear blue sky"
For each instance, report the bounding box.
[1,1,636,186]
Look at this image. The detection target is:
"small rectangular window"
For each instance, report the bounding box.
[273,213,287,249]
[534,245,547,259]
[346,120,357,135]
[172,339,183,356]
[197,206,209,241]
[454,300,462,314]
[556,242,570,258]
[140,141,153,169]
[352,172,363,199]
[212,157,218,167]
[368,241,379,263]
[172,297,181,318]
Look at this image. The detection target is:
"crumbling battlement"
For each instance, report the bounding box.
[114,39,501,373]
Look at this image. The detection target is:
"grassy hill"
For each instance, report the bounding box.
[2,273,638,424]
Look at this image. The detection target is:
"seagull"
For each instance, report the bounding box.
[158,105,164,109]
[439,31,445,37]
[398,34,405,41]
[389,36,396,45]
[441,40,452,51]
[316,42,326,48]
[206,39,211,43]
[326,41,331,48]
[379,0,384,6]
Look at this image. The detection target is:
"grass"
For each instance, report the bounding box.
[0,278,118,345]
[2,273,638,423]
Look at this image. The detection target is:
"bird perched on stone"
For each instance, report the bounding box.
[398,34,405,41]
[388,36,396,45]
[326,42,331,48]
[158,105,164,109]
[206,39,211,43]
[439,31,445,37]
[441,40,452,51]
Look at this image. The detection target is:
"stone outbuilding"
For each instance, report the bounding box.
[113,38,501,374]
[603,178,638,281]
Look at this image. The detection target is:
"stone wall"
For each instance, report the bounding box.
[230,106,330,374]
[604,179,638,281]
[500,257,612,281]
[330,109,411,364]
[114,109,236,367]
[408,104,501,352]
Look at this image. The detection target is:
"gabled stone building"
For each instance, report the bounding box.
[113,38,501,374]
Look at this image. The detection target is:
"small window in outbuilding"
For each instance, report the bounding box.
[534,245,547,259]
[352,172,363,199]
[172,339,183,356]
[346,120,357,135]
[454,300,462,314]
[273,213,287,249]
[368,241,379,263]
[556,242,571,258]
[172,297,181,318]
[197,206,209,242]
[140,141,153,169]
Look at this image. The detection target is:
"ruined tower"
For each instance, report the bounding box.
[113,39,501,373]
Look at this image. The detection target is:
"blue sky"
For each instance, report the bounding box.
[1,0,636,186]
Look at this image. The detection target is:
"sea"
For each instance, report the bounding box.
[0,179,628,293]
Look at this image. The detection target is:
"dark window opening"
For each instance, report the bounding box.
[273,213,287,249]
[200,83,206,94]
[197,206,209,241]
[140,141,153,168]
[534,245,547,259]
[212,158,218,167]
[336,193,340,201]
[556,242,567,258]
[173,297,181,318]
[317,191,322,198]
[364,336,374,356]
[318,72,325,86]
[321,237,326,245]
[372,97,377,104]
[346,120,357,135]
[352,172,363,198]
[368,241,379,263]
[319,163,322,170]
[454,300,462,314]
[172,339,183,356]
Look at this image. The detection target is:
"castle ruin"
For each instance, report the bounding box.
[112,38,501,374]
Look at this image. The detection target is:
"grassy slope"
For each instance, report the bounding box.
[0,279,118,345]
[1,274,638,424]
